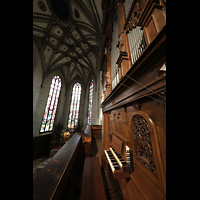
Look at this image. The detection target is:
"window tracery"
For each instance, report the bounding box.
[68,82,81,128]
[87,79,93,125]
[40,76,62,133]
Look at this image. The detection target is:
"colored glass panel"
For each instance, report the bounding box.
[40,76,62,133]
[87,79,93,125]
[68,82,82,128]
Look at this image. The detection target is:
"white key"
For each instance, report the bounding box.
[110,148,123,169]
[104,150,116,173]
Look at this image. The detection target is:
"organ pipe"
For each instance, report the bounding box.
[127,26,146,65]
[111,21,120,89]
[124,0,134,18]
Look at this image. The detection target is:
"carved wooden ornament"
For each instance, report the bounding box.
[131,112,156,175]
[126,0,143,33]
[116,32,126,53]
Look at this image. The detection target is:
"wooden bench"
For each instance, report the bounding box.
[80,157,106,200]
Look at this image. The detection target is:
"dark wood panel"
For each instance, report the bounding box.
[91,125,102,139]
[33,133,51,160]
[145,17,157,44]
[78,125,92,157]
[84,125,92,137]
[80,157,107,200]
[130,164,165,200]
[33,133,84,200]
[111,134,123,153]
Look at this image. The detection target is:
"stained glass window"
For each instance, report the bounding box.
[40,76,62,133]
[68,82,82,128]
[87,79,93,125]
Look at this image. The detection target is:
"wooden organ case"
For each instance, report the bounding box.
[100,0,166,199]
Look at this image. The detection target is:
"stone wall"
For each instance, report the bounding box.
[33,39,101,137]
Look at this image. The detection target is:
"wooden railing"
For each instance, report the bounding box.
[33,125,103,200]
[84,124,92,136]
[80,157,106,200]
[33,133,84,200]
[91,125,102,139]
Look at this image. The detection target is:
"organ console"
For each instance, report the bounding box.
[103,134,134,179]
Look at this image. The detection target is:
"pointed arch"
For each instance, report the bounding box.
[68,82,82,128]
[87,79,93,125]
[40,75,62,133]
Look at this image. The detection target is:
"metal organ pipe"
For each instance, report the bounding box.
[110,1,146,91]
[124,0,146,65]
[124,0,134,18]
[111,21,119,90]
[127,26,147,65]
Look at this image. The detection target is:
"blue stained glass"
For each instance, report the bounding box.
[87,79,93,125]
[40,76,62,133]
[68,82,82,128]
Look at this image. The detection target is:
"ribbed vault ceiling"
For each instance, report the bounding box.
[33,0,102,86]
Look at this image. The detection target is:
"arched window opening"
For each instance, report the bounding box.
[68,82,82,128]
[87,79,93,125]
[40,76,62,133]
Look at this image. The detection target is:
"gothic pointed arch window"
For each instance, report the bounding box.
[40,76,62,133]
[68,82,82,128]
[87,79,93,125]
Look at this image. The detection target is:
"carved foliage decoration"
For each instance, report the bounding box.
[116,32,128,54]
[116,32,125,53]
[105,70,111,85]
[132,114,156,175]
[126,0,143,33]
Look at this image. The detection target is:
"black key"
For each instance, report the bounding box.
[114,166,120,170]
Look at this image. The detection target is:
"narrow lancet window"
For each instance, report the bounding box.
[68,82,82,128]
[87,79,93,125]
[40,76,62,133]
